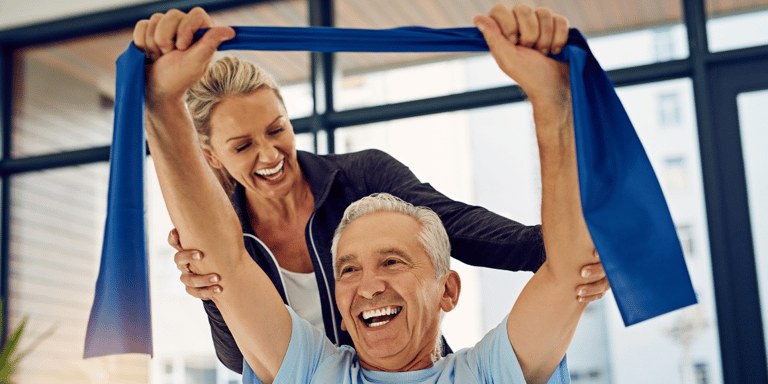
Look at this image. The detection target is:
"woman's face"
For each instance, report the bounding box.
[206,88,301,200]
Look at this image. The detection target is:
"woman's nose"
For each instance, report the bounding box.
[258,143,279,163]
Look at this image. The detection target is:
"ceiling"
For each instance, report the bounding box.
[20,0,768,96]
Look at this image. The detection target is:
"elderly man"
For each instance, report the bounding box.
[143,3,601,384]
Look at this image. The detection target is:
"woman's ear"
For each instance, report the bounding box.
[202,147,223,169]
[439,270,461,313]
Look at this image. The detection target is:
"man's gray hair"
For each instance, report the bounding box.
[331,193,451,278]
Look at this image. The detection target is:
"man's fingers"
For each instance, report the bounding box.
[176,7,215,50]
[489,4,518,45]
[185,26,235,70]
[534,7,554,55]
[154,9,186,55]
[513,5,539,48]
[133,20,149,51]
[551,15,570,54]
[144,13,164,60]
[175,250,202,271]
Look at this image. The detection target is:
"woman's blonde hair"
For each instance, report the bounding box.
[186,56,285,195]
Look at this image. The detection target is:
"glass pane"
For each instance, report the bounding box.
[707,1,768,52]
[335,0,687,109]
[737,89,768,366]
[11,0,311,158]
[597,78,722,384]
[7,164,150,383]
[335,77,722,383]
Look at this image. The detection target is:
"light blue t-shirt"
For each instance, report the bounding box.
[243,306,569,384]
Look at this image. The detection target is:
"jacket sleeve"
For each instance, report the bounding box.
[203,299,244,374]
[346,149,545,272]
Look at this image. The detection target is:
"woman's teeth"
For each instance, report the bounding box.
[256,159,284,180]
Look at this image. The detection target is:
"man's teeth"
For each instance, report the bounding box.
[256,159,284,179]
[362,306,400,320]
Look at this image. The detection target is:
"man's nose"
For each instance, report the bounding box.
[357,271,386,299]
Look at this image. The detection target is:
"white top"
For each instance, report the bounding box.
[279,267,326,335]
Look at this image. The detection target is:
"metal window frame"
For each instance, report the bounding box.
[2,1,768,382]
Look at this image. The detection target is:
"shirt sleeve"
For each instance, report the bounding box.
[348,149,545,272]
[242,306,340,384]
[456,315,570,384]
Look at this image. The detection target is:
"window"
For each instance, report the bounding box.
[663,156,689,192]
[658,92,682,127]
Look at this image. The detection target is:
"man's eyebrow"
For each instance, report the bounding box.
[335,254,356,272]
[378,248,408,258]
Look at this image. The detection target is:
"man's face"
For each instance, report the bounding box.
[334,211,447,372]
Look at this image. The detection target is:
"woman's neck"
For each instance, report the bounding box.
[245,175,314,228]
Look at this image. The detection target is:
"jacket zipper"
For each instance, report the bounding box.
[243,233,292,307]
[308,212,340,345]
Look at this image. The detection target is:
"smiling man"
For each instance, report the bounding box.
[143,3,601,384]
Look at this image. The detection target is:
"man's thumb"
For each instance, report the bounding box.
[473,15,504,50]
[189,26,235,63]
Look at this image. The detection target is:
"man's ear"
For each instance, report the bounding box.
[202,147,223,169]
[340,319,347,331]
[439,270,461,313]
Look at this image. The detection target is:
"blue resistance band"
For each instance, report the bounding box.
[84,26,697,358]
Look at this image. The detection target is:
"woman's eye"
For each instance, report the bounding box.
[385,259,400,266]
[269,127,285,136]
[235,143,251,153]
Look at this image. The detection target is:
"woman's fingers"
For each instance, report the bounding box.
[183,274,223,301]
[580,260,606,281]
[577,277,611,302]
[175,249,202,272]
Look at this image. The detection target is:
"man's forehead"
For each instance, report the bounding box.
[335,212,422,260]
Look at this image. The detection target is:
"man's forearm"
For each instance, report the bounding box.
[507,95,596,383]
[146,100,291,382]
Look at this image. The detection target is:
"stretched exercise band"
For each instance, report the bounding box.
[84,26,697,358]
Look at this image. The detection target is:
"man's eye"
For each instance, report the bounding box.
[341,266,356,274]
[385,259,400,266]
[235,143,251,153]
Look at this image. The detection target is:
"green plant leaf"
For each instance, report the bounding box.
[0,316,27,383]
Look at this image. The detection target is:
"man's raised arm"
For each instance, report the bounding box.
[134,9,291,383]
[474,5,599,383]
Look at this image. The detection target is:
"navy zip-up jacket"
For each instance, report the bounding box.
[202,149,545,373]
